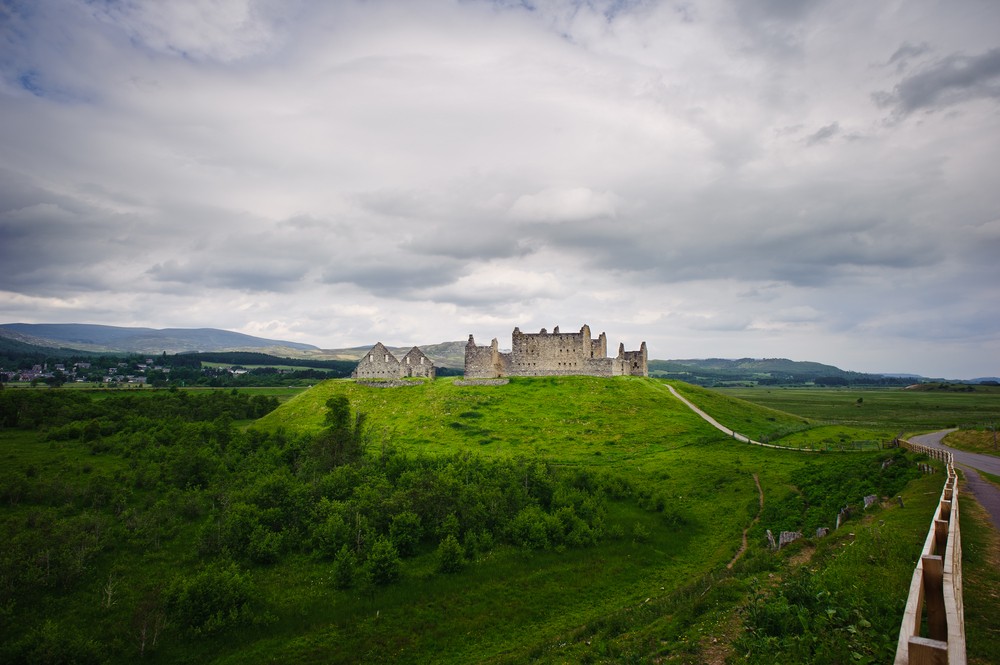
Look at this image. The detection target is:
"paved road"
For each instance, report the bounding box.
[911,430,1000,531]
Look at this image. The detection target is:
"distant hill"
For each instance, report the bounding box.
[648,357,913,386]
[0,323,318,355]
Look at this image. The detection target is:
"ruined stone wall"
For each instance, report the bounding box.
[464,336,502,379]
[401,347,436,379]
[463,325,648,378]
[353,343,436,380]
[620,342,648,377]
[352,342,402,379]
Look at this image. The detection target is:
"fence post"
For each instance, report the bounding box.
[933,519,948,555]
[922,555,946,641]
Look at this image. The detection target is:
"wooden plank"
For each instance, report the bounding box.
[922,555,946,641]
[939,499,951,522]
[895,562,927,664]
[934,519,949,556]
[908,636,948,665]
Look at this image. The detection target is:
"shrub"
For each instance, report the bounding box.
[165,562,256,636]
[509,506,551,550]
[436,534,466,574]
[366,536,401,586]
[332,545,356,589]
[389,511,422,557]
[5,619,103,665]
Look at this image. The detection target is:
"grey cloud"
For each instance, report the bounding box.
[731,0,828,57]
[805,122,839,145]
[0,187,144,294]
[147,259,309,293]
[736,0,826,22]
[875,48,1000,115]
[887,42,931,71]
[320,261,465,296]
[353,189,440,220]
[404,229,531,261]
[86,0,291,63]
[533,188,943,289]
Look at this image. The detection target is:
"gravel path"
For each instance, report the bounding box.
[662,384,802,450]
[910,430,1000,532]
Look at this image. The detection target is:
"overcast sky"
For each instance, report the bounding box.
[2,0,999,378]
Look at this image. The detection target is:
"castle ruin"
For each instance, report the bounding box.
[464,324,647,379]
[352,342,436,380]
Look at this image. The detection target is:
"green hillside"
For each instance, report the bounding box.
[0,378,952,664]
[256,376,745,463]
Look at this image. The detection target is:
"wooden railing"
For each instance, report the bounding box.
[894,440,966,665]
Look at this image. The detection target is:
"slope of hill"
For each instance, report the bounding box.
[253,375,829,460]
[0,323,318,354]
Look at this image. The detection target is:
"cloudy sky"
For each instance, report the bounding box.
[2,0,999,378]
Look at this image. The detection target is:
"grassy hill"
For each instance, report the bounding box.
[0,377,956,663]
[256,376,747,463]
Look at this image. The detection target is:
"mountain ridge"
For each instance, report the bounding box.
[0,323,318,355]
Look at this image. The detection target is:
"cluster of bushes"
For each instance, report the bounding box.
[194,397,613,582]
[0,390,632,661]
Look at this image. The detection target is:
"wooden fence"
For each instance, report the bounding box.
[894,439,966,665]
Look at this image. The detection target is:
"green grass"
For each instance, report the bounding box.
[0,377,959,663]
[257,377,734,465]
[714,386,1000,436]
[944,429,1000,458]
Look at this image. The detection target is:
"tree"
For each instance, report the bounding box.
[310,397,368,470]
[164,562,255,636]
[389,511,422,557]
[324,396,351,429]
[436,534,465,574]
[332,545,356,589]
[365,536,401,586]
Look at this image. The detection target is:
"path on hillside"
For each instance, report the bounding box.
[660,383,801,451]
[910,430,1000,531]
[727,474,764,570]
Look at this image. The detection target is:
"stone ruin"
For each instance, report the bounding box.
[351,342,436,380]
[464,324,648,379]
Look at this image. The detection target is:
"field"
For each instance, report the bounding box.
[0,378,981,663]
[712,385,1000,432]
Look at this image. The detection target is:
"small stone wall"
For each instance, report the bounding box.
[355,380,425,388]
[453,378,510,387]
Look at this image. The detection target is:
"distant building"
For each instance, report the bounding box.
[464,324,647,379]
[352,342,436,380]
